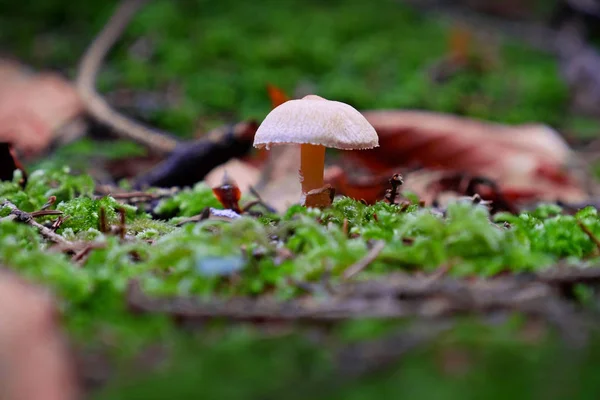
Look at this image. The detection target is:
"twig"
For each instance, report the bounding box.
[133,121,257,189]
[99,207,108,233]
[1,200,72,245]
[72,243,107,266]
[40,196,57,211]
[125,274,586,342]
[577,220,600,251]
[537,265,600,285]
[343,240,386,280]
[384,173,403,205]
[29,210,64,218]
[76,0,178,154]
[95,186,180,203]
[118,207,126,240]
[247,186,277,213]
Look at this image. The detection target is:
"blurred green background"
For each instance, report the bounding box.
[3,0,598,140]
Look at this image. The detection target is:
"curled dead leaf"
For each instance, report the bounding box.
[347,110,587,204]
[0,269,79,400]
[0,60,84,157]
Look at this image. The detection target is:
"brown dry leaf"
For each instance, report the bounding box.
[324,165,391,204]
[0,269,79,400]
[344,110,587,204]
[205,159,261,194]
[0,60,84,157]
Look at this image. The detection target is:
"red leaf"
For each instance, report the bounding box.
[266,84,290,109]
[343,110,586,204]
[211,172,243,213]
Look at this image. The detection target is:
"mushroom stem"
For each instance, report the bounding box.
[299,144,326,193]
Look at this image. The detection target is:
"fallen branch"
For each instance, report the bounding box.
[126,269,589,342]
[76,0,178,154]
[1,200,73,246]
[577,220,600,252]
[133,121,257,188]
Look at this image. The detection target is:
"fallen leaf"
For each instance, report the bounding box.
[0,268,79,400]
[0,60,84,157]
[205,158,261,195]
[344,110,587,204]
[211,172,243,213]
[324,165,391,204]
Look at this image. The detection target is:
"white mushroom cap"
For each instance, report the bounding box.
[253,95,379,150]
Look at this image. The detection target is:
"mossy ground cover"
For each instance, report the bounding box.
[2,167,600,398]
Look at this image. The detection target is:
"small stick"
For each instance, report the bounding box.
[385,174,403,204]
[248,186,277,213]
[76,0,178,154]
[577,220,600,251]
[51,215,69,231]
[343,240,386,280]
[118,207,127,240]
[1,200,72,245]
[72,243,106,266]
[39,196,57,211]
[342,219,349,237]
[29,210,64,218]
[99,207,108,233]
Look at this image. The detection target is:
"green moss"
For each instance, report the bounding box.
[55,196,138,233]
[1,0,572,136]
[153,182,222,218]
[127,218,176,238]
[0,220,93,307]
[4,169,600,320]
[3,168,600,397]
[0,167,94,212]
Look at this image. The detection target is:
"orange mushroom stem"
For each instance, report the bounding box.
[299,144,326,194]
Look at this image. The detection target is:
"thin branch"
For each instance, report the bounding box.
[125,273,586,341]
[1,201,73,246]
[343,240,386,280]
[76,0,178,154]
[577,220,600,251]
[29,210,64,218]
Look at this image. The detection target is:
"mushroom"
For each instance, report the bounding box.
[253,94,379,206]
